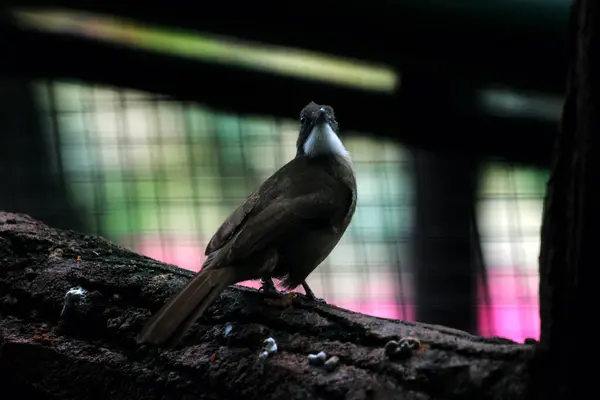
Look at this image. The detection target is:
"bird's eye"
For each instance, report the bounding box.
[300,117,306,124]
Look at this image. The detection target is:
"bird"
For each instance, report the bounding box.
[136,101,357,347]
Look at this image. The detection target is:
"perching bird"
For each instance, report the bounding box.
[137,102,357,346]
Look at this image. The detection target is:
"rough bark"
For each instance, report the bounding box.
[0,212,532,400]
[536,0,599,398]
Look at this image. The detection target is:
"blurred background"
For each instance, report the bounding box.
[0,1,568,343]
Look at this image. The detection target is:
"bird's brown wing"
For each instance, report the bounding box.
[204,192,259,255]
[204,156,310,256]
[213,174,352,268]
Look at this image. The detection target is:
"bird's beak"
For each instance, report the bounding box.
[315,107,328,125]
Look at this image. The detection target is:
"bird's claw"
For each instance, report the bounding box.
[305,295,326,303]
[259,279,287,296]
[259,287,289,296]
[301,282,326,303]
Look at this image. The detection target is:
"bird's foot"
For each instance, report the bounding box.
[305,294,326,303]
[301,281,327,304]
[259,278,288,296]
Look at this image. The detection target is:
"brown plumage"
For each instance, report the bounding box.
[136,102,357,346]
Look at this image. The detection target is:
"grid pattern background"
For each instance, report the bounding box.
[477,164,546,340]
[4,80,547,342]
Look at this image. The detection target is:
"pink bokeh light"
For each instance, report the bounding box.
[482,272,540,342]
[134,236,539,343]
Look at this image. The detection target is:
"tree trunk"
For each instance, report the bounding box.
[0,212,531,400]
[536,0,599,398]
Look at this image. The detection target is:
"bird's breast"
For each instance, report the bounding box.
[272,226,344,279]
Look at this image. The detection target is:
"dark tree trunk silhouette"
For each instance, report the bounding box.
[536,0,598,398]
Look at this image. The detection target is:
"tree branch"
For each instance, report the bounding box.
[0,212,532,399]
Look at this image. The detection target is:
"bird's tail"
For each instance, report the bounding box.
[136,267,235,346]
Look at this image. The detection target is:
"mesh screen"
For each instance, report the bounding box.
[1,80,546,341]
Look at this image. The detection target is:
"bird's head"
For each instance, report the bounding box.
[296,102,349,159]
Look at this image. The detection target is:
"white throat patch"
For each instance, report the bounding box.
[303,122,350,159]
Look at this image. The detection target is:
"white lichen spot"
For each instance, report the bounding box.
[324,356,340,371]
[61,287,88,317]
[308,351,327,366]
[258,351,270,362]
[224,324,233,337]
[258,337,278,362]
[263,337,277,353]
